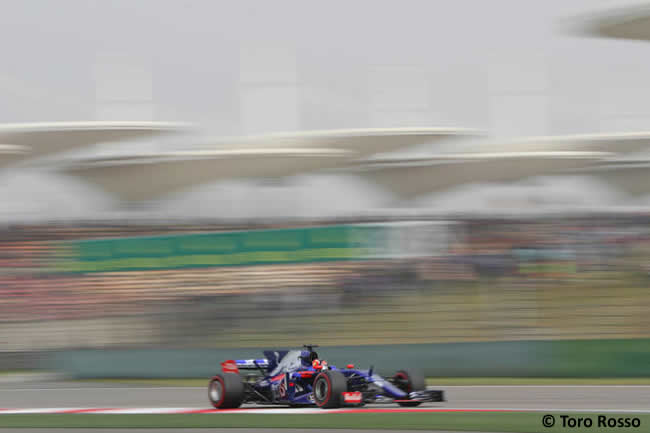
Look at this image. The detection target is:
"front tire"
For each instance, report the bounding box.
[313,370,347,409]
[208,373,245,409]
[393,369,425,407]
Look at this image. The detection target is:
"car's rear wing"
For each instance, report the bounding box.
[235,359,269,369]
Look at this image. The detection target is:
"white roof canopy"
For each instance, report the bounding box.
[485,132,650,154]
[214,127,480,156]
[0,144,31,166]
[0,121,188,167]
[355,151,612,199]
[577,161,650,196]
[583,5,650,41]
[62,148,355,201]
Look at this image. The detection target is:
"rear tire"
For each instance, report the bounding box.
[393,369,425,407]
[208,373,245,409]
[313,370,347,409]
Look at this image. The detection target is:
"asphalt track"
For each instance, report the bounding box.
[0,383,649,411]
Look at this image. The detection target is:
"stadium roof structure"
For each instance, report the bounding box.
[484,132,650,154]
[62,148,355,201]
[582,4,650,41]
[352,131,650,199]
[216,127,480,156]
[354,151,613,199]
[0,144,31,166]
[59,127,479,201]
[0,121,189,168]
[60,128,650,202]
[576,160,650,196]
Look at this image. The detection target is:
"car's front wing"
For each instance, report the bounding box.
[401,389,445,403]
[365,389,445,405]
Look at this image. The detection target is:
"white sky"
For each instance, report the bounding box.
[0,0,649,221]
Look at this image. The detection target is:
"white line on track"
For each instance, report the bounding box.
[438,385,650,388]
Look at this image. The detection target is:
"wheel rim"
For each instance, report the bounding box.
[209,380,223,403]
[314,378,328,401]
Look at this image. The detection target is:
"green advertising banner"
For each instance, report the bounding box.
[54,224,388,273]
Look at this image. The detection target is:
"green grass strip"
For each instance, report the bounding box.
[0,412,648,431]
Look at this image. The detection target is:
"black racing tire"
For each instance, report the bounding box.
[393,369,425,407]
[208,373,245,409]
[313,370,347,409]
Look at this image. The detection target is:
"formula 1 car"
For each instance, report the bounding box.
[208,345,445,409]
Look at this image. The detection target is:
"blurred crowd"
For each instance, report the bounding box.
[0,214,648,351]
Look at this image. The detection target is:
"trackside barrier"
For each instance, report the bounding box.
[44,338,650,378]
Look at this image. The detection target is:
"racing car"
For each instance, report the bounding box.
[208,345,445,409]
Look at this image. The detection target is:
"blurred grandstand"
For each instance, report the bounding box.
[0,214,647,361]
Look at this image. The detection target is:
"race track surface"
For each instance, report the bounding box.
[0,383,648,411]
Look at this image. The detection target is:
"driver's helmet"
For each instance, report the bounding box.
[300,350,319,366]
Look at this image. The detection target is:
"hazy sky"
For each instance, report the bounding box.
[0,0,649,220]
[4,0,650,134]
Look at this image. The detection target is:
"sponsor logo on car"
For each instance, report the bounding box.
[220,360,239,373]
[342,392,362,404]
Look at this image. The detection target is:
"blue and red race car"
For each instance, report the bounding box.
[208,345,445,409]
